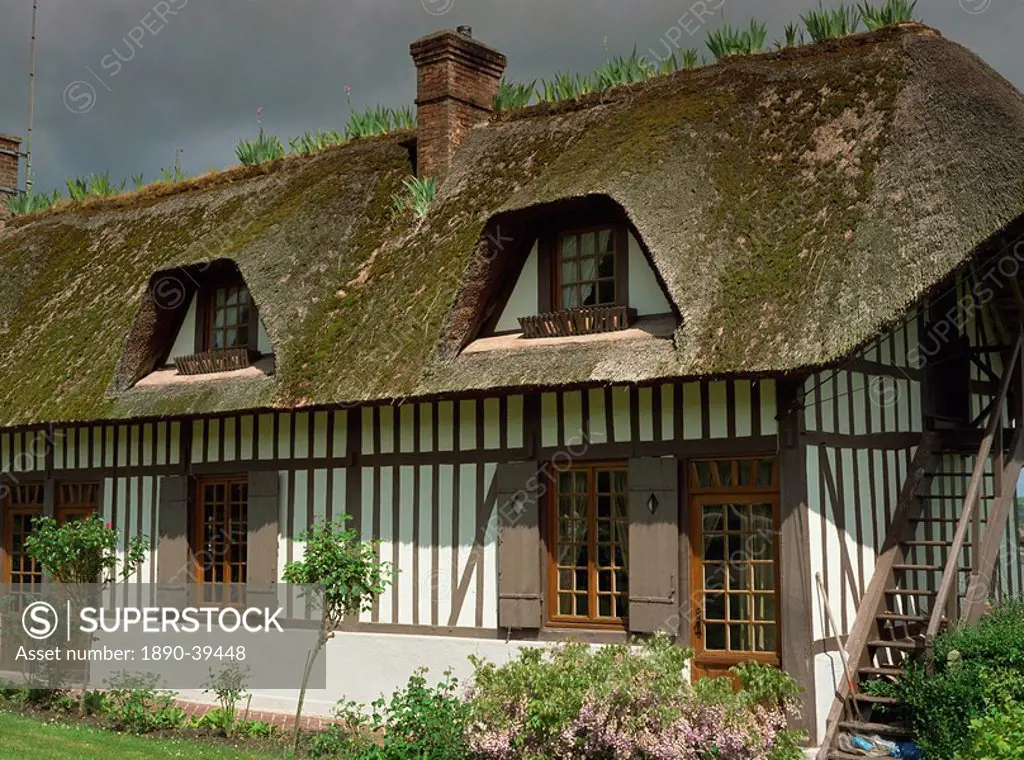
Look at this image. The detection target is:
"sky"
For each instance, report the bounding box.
[0,0,1022,195]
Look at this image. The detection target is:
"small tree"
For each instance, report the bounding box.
[282,516,392,755]
[203,661,251,738]
[24,513,148,584]
[22,513,148,705]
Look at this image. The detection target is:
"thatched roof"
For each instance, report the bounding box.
[1,24,1022,426]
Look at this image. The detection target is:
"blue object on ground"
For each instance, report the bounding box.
[891,741,923,759]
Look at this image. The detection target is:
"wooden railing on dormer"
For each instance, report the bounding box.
[925,332,1024,668]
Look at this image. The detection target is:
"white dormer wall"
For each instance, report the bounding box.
[167,296,198,362]
[166,295,273,364]
[493,231,672,333]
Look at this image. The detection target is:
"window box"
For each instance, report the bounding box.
[176,347,258,376]
[519,305,637,339]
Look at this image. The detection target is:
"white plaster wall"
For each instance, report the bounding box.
[628,232,671,316]
[494,242,538,332]
[178,632,550,715]
[257,318,272,354]
[167,296,196,362]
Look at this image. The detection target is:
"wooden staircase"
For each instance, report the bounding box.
[818,334,1024,759]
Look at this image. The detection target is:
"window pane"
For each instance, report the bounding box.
[729,563,751,590]
[758,461,774,486]
[704,564,726,590]
[716,461,733,486]
[755,624,777,653]
[754,594,776,622]
[579,282,596,306]
[694,461,714,488]
[705,593,726,620]
[562,286,579,308]
[729,594,750,622]
[703,505,723,532]
[727,504,746,532]
[613,471,628,492]
[575,594,589,617]
[597,228,613,253]
[597,252,615,278]
[597,280,615,305]
[559,595,573,615]
[753,564,775,590]
[705,623,726,650]
[730,624,751,651]
[561,235,577,259]
[558,569,572,590]
[561,257,578,285]
[703,534,724,562]
[580,232,595,257]
[598,596,612,617]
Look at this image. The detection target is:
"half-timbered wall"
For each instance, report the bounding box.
[803,314,925,739]
[0,379,778,712]
[1,379,777,631]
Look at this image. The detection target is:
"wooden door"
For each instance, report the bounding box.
[688,458,780,682]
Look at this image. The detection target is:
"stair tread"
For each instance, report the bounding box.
[892,563,941,571]
[837,720,914,738]
[885,588,936,596]
[912,517,987,522]
[877,612,936,622]
[851,693,902,705]
[860,665,904,676]
[867,638,919,651]
[904,539,954,546]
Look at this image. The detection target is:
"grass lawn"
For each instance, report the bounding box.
[0,712,278,759]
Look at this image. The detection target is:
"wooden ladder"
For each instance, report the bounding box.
[819,333,1024,759]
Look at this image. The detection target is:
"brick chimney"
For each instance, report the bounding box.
[0,134,21,228]
[410,27,506,182]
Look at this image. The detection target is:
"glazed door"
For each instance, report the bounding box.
[688,458,780,681]
[1,486,45,670]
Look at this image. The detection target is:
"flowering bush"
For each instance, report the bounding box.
[464,634,804,760]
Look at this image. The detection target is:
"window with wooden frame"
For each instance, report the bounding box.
[688,457,779,678]
[555,227,620,310]
[1,484,44,587]
[518,221,633,339]
[548,463,629,627]
[193,477,247,605]
[200,282,252,352]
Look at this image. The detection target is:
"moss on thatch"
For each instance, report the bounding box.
[0,25,1021,426]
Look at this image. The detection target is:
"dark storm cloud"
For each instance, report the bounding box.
[0,0,1021,194]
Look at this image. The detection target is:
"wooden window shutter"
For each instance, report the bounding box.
[156,474,192,608]
[627,457,679,634]
[246,471,280,608]
[496,461,543,629]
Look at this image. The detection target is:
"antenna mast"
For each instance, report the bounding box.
[25,0,38,191]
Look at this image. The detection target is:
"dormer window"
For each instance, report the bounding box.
[469,197,676,351]
[556,227,619,310]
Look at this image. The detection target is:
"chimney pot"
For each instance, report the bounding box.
[410,29,506,183]
[0,134,22,228]
[457,25,472,37]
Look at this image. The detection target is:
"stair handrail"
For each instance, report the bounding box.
[926,332,1023,649]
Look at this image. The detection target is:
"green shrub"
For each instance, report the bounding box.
[391,176,437,218]
[957,701,1024,760]
[894,600,1024,759]
[202,662,249,737]
[344,105,414,140]
[365,669,470,760]
[235,130,285,166]
[3,189,62,217]
[103,672,185,734]
[801,2,861,42]
[706,19,768,60]
[859,0,917,30]
[493,78,536,111]
[237,719,278,738]
[289,129,345,156]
